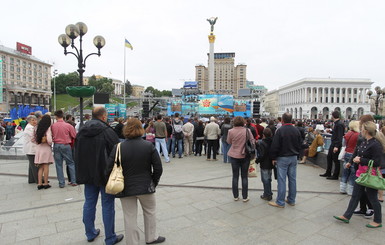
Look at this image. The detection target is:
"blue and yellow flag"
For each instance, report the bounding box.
[125,39,133,50]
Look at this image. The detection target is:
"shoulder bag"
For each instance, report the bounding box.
[244,128,255,158]
[106,143,125,194]
[355,160,385,190]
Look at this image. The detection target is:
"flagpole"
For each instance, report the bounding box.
[123,39,126,107]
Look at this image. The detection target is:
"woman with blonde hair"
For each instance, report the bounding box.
[340,120,360,195]
[106,118,165,244]
[334,121,384,228]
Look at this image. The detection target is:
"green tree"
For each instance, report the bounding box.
[161,90,172,97]
[125,80,133,96]
[51,72,79,94]
[88,75,114,94]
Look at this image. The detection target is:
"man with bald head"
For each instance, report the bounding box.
[75,106,123,244]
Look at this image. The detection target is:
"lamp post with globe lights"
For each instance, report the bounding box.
[367,86,385,120]
[58,22,105,125]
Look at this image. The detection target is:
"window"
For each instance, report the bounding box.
[23,76,26,82]
[3,64,6,70]
[33,64,37,70]
[28,70,32,75]
[17,67,20,73]
[16,59,20,65]
[10,74,14,79]
[10,58,14,64]
[17,75,20,80]
[28,63,31,68]
[29,77,32,82]
[23,69,26,75]
[22,61,26,67]
[10,66,14,72]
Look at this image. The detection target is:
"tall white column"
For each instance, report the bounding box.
[339,88,342,104]
[345,88,348,103]
[208,34,216,91]
[356,88,361,103]
[361,88,365,103]
[310,87,313,103]
[304,88,307,103]
[329,88,332,103]
[322,87,325,103]
[316,87,319,103]
[351,88,354,103]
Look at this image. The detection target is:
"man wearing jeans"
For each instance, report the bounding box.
[268,113,302,208]
[154,115,170,163]
[75,107,123,244]
[51,110,77,188]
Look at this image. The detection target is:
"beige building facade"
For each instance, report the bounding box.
[0,44,52,112]
[132,85,144,97]
[263,89,279,118]
[195,53,247,96]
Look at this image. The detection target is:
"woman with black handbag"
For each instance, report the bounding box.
[227,116,255,202]
[106,118,165,244]
[333,121,385,228]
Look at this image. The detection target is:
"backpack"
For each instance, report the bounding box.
[173,120,184,139]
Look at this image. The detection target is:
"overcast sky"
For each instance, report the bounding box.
[2,0,385,91]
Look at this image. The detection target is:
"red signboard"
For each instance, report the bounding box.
[16,42,32,55]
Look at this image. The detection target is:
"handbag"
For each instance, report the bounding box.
[146,133,155,141]
[338,147,346,160]
[316,146,324,152]
[106,143,125,194]
[244,128,255,158]
[355,160,385,190]
[248,159,257,177]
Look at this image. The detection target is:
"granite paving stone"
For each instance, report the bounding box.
[0,157,384,244]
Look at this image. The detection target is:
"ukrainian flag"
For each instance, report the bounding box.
[125,39,133,50]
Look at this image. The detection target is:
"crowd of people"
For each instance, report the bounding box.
[9,107,384,244]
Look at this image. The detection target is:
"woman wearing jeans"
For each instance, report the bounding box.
[227,116,255,202]
[334,121,384,228]
[339,120,359,195]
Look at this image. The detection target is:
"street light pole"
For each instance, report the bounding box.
[367,86,385,120]
[58,22,105,126]
[53,69,58,112]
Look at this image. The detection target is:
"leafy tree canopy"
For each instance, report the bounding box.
[51,72,79,94]
[88,75,114,94]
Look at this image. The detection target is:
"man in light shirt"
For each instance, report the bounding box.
[182,118,194,156]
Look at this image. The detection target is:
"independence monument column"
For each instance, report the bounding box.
[207,17,218,92]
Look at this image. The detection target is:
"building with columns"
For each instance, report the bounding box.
[278,78,373,119]
[0,44,52,112]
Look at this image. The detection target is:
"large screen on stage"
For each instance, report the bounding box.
[167,100,182,116]
[198,95,233,115]
[233,99,251,117]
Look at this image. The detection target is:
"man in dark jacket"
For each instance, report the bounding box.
[75,107,123,245]
[268,113,302,208]
[320,111,345,180]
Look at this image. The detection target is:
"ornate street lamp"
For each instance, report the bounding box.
[58,22,105,125]
[367,86,385,119]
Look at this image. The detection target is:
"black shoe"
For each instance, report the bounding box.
[146,236,166,244]
[37,185,44,190]
[87,229,100,242]
[319,173,331,177]
[327,176,339,180]
[43,184,51,189]
[260,195,272,201]
[353,209,366,215]
[114,234,124,244]
[172,155,175,158]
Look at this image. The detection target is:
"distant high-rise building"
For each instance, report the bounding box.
[0,43,52,112]
[195,52,247,96]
